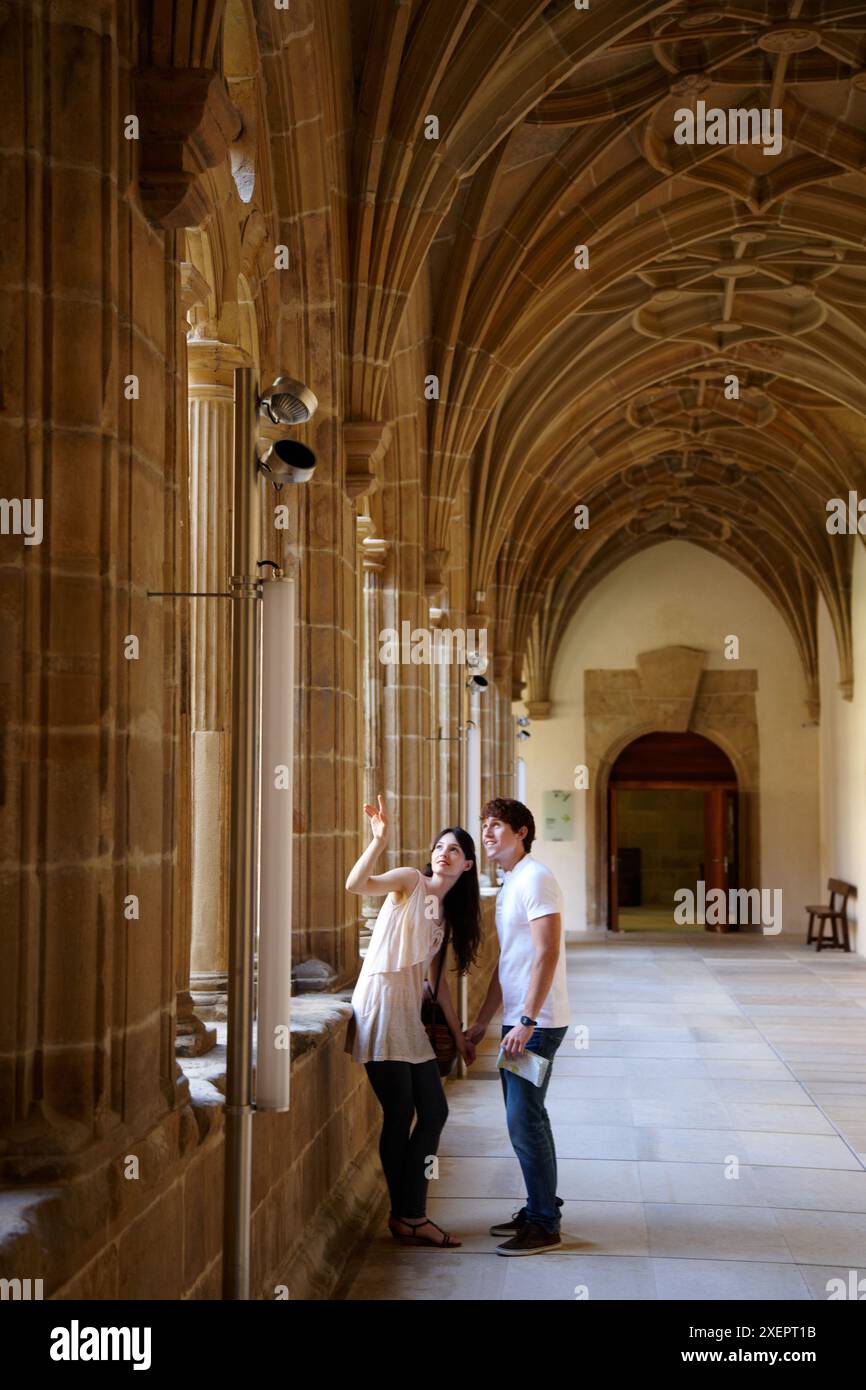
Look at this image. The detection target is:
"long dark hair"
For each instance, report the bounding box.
[422,827,482,975]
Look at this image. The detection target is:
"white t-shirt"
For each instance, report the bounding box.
[496,854,570,1028]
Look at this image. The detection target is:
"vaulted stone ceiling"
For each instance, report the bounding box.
[350,0,866,715]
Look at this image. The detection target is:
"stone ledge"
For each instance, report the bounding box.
[181,994,355,1101]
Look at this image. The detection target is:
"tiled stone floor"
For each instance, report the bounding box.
[344,929,866,1300]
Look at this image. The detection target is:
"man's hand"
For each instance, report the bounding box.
[501,1023,534,1056]
[457,1035,477,1066]
[464,1021,486,1045]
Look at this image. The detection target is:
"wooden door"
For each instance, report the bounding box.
[703,787,731,932]
[608,784,619,931]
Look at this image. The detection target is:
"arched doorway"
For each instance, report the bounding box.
[608,732,738,933]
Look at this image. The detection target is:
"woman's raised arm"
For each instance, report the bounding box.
[345,794,419,897]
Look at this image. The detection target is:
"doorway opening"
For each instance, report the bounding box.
[608,731,738,932]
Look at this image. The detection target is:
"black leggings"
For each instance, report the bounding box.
[364,1059,449,1218]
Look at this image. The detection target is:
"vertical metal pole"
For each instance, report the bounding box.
[223,367,260,1299]
[455,686,468,1079]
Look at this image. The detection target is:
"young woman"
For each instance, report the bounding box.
[345,794,482,1248]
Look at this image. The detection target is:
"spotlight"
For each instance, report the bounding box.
[466,674,488,693]
[256,438,317,488]
[255,376,318,488]
[516,716,530,727]
[259,376,318,426]
[517,730,531,741]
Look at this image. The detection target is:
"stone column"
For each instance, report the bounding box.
[358,531,389,952]
[178,340,247,1048]
[0,0,189,1174]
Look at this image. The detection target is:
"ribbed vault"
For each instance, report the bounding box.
[346,0,866,716]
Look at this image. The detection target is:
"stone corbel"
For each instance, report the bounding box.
[179,261,212,337]
[343,420,392,500]
[526,700,551,720]
[424,549,449,595]
[493,651,511,682]
[511,654,526,703]
[135,67,242,229]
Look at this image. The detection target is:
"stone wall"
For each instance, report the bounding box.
[616,789,705,905]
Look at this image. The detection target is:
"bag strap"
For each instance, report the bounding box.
[429,924,451,1003]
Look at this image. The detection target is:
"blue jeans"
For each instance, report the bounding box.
[500,1025,568,1234]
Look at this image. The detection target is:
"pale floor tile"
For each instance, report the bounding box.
[627,1078,808,1104]
[634,1128,743,1163]
[752,1166,866,1212]
[347,1251,508,1301]
[644,1203,792,1262]
[723,1103,836,1135]
[638,1161,767,1207]
[630,1100,735,1129]
[771,1209,866,1265]
[735,1132,863,1170]
[652,1258,812,1301]
[502,1255,656,1302]
[713,1080,815,1104]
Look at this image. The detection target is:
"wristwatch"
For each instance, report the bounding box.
[520,1015,537,1028]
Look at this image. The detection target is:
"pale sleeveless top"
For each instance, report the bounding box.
[346,869,445,1064]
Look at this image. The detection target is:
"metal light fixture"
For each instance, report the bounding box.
[255,437,316,488]
[516,716,530,727]
[259,375,318,425]
[466,673,488,693]
[517,729,531,741]
[256,377,318,488]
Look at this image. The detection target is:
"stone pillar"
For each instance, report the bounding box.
[358,531,390,951]
[177,340,246,1048]
[0,0,189,1175]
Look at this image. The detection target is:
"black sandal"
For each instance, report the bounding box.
[393,1217,461,1248]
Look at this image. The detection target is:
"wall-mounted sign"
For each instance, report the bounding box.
[542,789,574,841]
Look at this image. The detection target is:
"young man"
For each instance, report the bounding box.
[465,798,571,1255]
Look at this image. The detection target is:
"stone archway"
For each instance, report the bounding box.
[585,646,760,930]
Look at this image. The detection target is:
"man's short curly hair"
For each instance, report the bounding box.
[481,798,535,852]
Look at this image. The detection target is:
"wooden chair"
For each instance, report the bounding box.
[805,879,855,953]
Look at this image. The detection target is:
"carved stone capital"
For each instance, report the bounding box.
[187,338,251,392]
[135,67,242,229]
[343,420,392,499]
[361,536,390,573]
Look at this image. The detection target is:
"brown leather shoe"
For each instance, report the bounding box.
[495,1220,561,1256]
[489,1207,528,1237]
